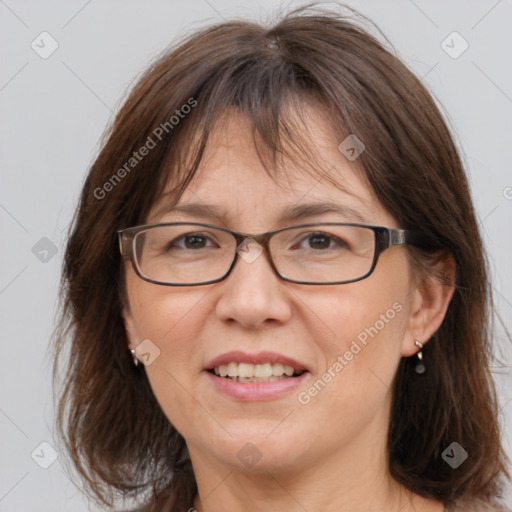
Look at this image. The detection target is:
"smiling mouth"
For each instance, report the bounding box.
[208,362,306,383]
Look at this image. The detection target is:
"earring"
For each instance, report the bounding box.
[130,348,139,367]
[414,340,425,374]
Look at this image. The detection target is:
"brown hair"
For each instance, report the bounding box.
[53,3,510,510]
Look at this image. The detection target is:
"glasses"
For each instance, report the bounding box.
[118,222,411,286]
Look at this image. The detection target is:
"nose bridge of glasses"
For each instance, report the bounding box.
[234,233,270,266]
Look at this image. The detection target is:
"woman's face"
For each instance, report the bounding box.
[123,108,423,475]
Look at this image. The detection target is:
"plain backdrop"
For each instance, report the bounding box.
[1,1,511,510]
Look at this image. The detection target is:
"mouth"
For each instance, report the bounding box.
[204,351,310,400]
[208,362,306,383]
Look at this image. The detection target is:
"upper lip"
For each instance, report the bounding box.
[205,351,309,372]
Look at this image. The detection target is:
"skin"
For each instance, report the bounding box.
[123,108,454,512]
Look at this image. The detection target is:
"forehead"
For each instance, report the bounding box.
[149,108,395,229]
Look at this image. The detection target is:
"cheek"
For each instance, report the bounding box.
[125,272,208,353]
[296,261,409,407]
[126,275,218,435]
[127,272,209,347]
[300,270,407,361]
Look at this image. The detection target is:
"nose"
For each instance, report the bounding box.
[214,238,293,329]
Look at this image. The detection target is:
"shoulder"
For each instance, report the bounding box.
[447,497,511,512]
[119,498,186,512]
[120,506,175,512]
[119,503,156,512]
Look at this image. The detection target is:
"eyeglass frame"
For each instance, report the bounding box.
[118,221,412,286]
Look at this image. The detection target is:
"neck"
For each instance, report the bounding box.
[191,461,411,512]
[188,409,443,512]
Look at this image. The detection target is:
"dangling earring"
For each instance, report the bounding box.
[414,340,425,374]
[130,348,139,367]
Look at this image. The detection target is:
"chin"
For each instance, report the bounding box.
[201,423,308,472]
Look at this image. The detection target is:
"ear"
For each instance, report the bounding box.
[122,305,139,351]
[401,252,456,357]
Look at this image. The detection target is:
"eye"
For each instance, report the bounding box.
[292,232,348,251]
[168,233,218,250]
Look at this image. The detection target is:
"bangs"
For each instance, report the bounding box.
[150,53,356,218]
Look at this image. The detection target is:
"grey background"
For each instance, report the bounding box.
[1,0,511,510]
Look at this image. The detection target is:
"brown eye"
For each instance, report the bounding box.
[307,233,332,250]
[291,232,348,251]
[168,233,216,250]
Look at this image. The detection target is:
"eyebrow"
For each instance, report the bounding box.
[156,201,369,224]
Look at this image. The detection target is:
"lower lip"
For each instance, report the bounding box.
[204,371,309,401]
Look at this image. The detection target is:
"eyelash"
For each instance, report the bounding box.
[167,231,347,251]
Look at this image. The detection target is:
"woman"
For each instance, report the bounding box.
[53,3,511,511]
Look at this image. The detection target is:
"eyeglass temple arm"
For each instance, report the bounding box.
[118,231,132,258]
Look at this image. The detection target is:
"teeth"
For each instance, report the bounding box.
[272,363,284,375]
[254,363,272,378]
[283,365,294,377]
[239,363,253,378]
[212,362,301,379]
[227,362,238,377]
[234,376,289,383]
